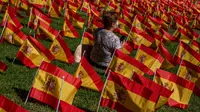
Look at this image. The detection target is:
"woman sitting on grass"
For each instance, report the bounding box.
[90,11,124,68]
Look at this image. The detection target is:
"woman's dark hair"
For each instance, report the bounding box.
[102,11,119,29]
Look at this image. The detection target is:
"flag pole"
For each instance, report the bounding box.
[27,7,33,28]
[176,55,184,75]
[96,70,111,112]
[0,15,8,40]
[79,27,87,45]
[172,41,180,57]
[24,58,45,104]
[56,76,65,112]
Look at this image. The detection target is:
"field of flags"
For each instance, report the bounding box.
[0,0,200,111]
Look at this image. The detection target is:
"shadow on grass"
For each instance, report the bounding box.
[13,87,28,101]
[6,57,24,66]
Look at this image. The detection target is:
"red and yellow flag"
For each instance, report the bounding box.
[2,22,27,45]
[29,61,81,110]
[121,41,133,54]
[67,0,80,11]
[82,32,94,45]
[2,6,23,29]
[109,49,154,78]
[49,35,75,64]
[155,69,195,109]
[61,18,79,38]
[28,0,45,9]
[147,16,162,31]
[128,27,154,49]
[190,40,200,54]
[132,73,173,109]
[59,101,85,112]
[88,18,104,33]
[101,71,160,112]
[28,7,52,29]
[16,36,54,68]
[0,61,7,72]
[156,28,177,42]
[0,95,28,112]
[48,3,62,18]
[67,9,85,29]
[38,20,59,41]
[133,14,149,31]
[135,44,164,72]
[174,41,200,66]
[114,18,131,36]
[74,56,104,92]
[157,42,177,69]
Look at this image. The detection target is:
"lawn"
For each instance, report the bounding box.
[0,6,200,112]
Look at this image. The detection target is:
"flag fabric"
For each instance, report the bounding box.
[155,69,195,109]
[38,20,59,41]
[158,42,177,69]
[67,9,85,29]
[0,95,28,112]
[28,0,45,9]
[121,41,133,55]
[114,18,131,36]
[156,28,177,42]
[82,32,94,45]
[109,49,154,78]
[132,73,173,109]
[147,16,162,31]
[135,44,164,72]
[49,35,75,64]
[88,18,104,33]
[28,8,52,29]
[2,22,27,45]
[0,61,7,72]
[128,27,154,49]
[16,36,54,68]
[59,101,85,112]
[74,56,104,92]
[67,0,80,11]
[101,71,160,112]
[48,3,62,18]
[1,6,23,29]
[175,28,193,44]
[18,0,29,11]
[61,18,79,38]
[190,40,200,54]
[174,41,200,66]
[133,14,149,31]
[29,61,81,110]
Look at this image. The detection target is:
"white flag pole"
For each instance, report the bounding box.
[27,7,33,28]
[96,70,111,112]
[56,76,65,112]
[24,58,45,104]
[0,15,9,40]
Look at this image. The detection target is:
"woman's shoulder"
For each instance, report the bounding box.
[97,29,118,38]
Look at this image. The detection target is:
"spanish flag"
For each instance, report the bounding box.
[175,18,185,29]
[101,71,160,112]
[114,18,131,36]
[28,7,52,29]
[154,69,195,109]
[120,9,133,24]
[135,44,164,73]
[80,0,89,13]
[49,35,75,64]
[28,0,45,9]
[147,16,166,31]
[48,3,62,18]
[67,0,80,11]
[121,41,133,55]
[109,49,154,78]
[61,18,79,38]
[74,56,104,92]
[18,0,29,11]
[2,6,23,29]
[2,22,27,45]
[29,61,81,110]
[177,60,200,91]
[174,41,200,66]
[67,9,85,29]
[59,101,85,112]
[156,28,176,42]
[90,5,101,18]
[176,28,193,44]
[0,61,7,73]
[0,95,28,112]
[82,32,94,45]
[128,27,154,49]
[133,14,149,31]
[38,20,59,41]
[132,73,173,109]
[157,43,176,69]
[88,19,104,33]
[190,40,200,54]
[16,36,54,68]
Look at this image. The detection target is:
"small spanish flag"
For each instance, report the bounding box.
[82,32,94,45]
[49,35,75,64]
[133,14,149,31]
[101,71,160,112]
[88,18,104,33]
[28,0,45,9]
[29,61,81,110]
[2,6,23,29]
[67,9,85,29]
[132,73,173,109]
[67,0,80,11]
[38,20,59,41]
[190,40,200,54]
[156,28,177,42]
[2,22,27,45]
[129,27,154,49]
[109,49,154,78]
[61,18,79,38]
[74,56,104,92]
[121,41,133,55]
[19,0,29,11]
[0,61,7,73]
[59,101,85,112]
[0,95,28,112]
[48,3,62,19]
[174,41,200,66]
[16,36,54,68]
[155,69,195,109]
[114,18,131,36]
[135,44,164,73]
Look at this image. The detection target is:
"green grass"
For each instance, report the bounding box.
[0,8,200,112]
